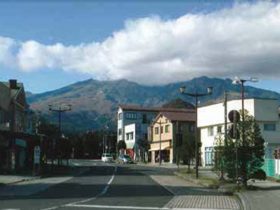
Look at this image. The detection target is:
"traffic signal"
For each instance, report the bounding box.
[228,110,240,139]
[274,149,278,159]
[228,124,240,139]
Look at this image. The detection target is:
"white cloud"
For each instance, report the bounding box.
[1,1,280,84]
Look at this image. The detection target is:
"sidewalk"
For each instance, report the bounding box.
[0,164,90,197]
[139,163,241,209]
[0,175,39,185]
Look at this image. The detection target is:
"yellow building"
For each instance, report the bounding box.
[149,110,196,164]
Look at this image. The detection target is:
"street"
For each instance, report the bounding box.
[0,160,240,210]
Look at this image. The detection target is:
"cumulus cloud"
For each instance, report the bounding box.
[1,1,280,84]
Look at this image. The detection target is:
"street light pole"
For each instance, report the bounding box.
[232,77,258,183]
[180,86,213,179]
[48,104,72,166]
[48,104,72,137]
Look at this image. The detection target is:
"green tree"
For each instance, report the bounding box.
[117,140,126,154]
[223,111,266,186]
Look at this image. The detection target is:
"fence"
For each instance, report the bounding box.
[262,158,280,178]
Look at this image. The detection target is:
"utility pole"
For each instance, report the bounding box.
[48,104,71,166]
[224,91,228,146]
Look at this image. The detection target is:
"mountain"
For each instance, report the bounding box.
[27,76,280,133]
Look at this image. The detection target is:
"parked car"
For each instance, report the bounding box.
[101,153,114,162]
[118,154,133,164]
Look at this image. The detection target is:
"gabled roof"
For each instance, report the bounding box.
[0,83,11,110]
[119,104,194,113]
[2,82,24,99]
[151,110,196,125]
[160,111,196,122]
[0,81,26,110]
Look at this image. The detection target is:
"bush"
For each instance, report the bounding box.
[249,169,266,180]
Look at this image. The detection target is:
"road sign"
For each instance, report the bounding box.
[34,146,41,164]
[228,110,240,123]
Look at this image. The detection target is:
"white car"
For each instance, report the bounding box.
[101,153,113,162]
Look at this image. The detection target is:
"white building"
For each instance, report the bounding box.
[197,98,280,167]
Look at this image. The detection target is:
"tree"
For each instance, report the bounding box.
[223,110,266,186]
[117,140,126,154]
[214,135,226,180]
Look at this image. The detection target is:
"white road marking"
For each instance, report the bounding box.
[63,204,222,210]
[40,207,59,210]
[1,209,21,210]
[65,204,170,209]
[40,166,117,210]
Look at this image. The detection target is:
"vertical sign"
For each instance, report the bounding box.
[34,146,41,164]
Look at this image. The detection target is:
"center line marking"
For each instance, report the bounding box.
[40,165,117,210]
[65,165,117,206]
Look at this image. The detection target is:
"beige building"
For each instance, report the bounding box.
[149,110,195,163]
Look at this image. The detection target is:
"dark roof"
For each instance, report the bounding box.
[119,104,193,113]
[160,111,196,122]
[2,82,24,98]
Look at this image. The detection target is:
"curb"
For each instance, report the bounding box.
[235,192,248,210]
[174,171,219,189]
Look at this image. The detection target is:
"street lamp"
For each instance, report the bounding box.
[48,104,72,136]
[232,76,258,183]
[180,86,213,179]
[48,103,72,166]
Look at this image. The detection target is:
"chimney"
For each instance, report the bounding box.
[9,79,17,89]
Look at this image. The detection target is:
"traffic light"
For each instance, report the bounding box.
[228,124,240,139]
[274,149,278,159]
[228,110,240,139]
[274,148,280,159]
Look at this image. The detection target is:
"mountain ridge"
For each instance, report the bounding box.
[27,77,280,133]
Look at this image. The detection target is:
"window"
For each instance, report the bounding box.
[160,126,163,134]
[264,123,276,131]
[155,127,159,134]
[118,128,122,136]
[165,125,170,133]
[217,126,222,134]
[126,132,134,140]
[208,126,214,136]
[118,113,123,120]
[125,112,137,120]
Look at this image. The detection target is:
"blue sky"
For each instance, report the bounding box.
[0,0,279,93]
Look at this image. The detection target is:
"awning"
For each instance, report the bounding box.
[149,146,171,151]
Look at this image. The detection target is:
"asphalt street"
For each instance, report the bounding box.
[0,161,174,210]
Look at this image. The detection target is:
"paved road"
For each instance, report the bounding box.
[0,160,240,210]
[240,180,280,210]
[0,161,173,210]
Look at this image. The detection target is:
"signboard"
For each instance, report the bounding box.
[34,146,41,164]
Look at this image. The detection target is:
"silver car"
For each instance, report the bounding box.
[101,153,113,162]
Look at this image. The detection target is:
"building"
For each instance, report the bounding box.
[149,110,196,164]
[117,105,194,161]
[0,79,31,172]
[197,98,280,167]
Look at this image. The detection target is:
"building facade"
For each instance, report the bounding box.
[117,105,159,160]
[197,98,280,167]
[117,105,195,161]
[149,110,195,164]
[0,80,30,172]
